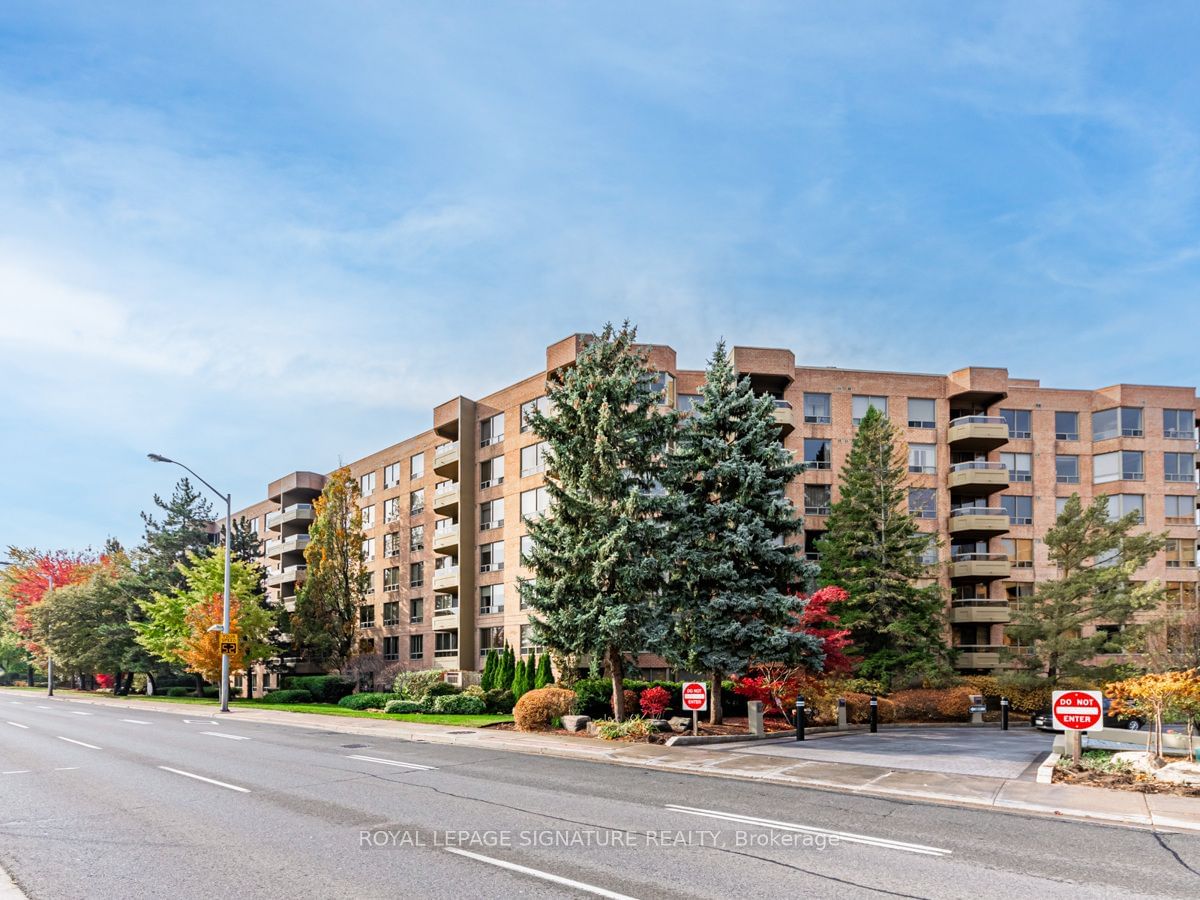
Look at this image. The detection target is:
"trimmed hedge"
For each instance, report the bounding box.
[514,687,576,731]
[285,675,355,704]
[164,687,191,697]
[262,689,312,704]
[484,688,516,714]
[432,694,487,715]
[337,692,402,711]
[384,699,424,714]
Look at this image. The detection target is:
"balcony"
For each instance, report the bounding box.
[947,416,1009,452]
[954,646,1003,669]
[433,441,460,477]
[950,602,1012,625]
[948,507,1011,539]
[432,607,460,631]
[266,503,315,529]
[947,461,1009,497]
[264,534,310,558]
[949,552,1012,581]
[432,481,460,515]
[266,564,307,587]
[433,522,460,554]
[772,400,795,436]
[433,564,460,593]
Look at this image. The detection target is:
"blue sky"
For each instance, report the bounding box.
[1,3,1198,552]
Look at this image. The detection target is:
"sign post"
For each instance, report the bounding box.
[1052,690,1104,764]
[682,681,708,737]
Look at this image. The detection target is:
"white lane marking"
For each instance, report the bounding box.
[56,737,101,750]
[7,701,22,705]
[201,731,249,741]
[36,705,53,709]
[54,767,79,771]
[158,766,250,793]
[6,722,29,729]
[345,754,435,771]
[183,719,220,725]
[664,805,952,857]
[444,847,639,900]
[69,711,92,716]
[122,719,152,725]
[2,770,31,775]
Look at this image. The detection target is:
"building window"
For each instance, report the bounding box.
[1093,407,1143,441]
[435,630,459,658]
[383,532,402,558]
[999,409,1031,439]
[360,570,375,595]
[359,604,376,627]
[521,396,550,432]
[409,561,424,588]
[645,372,674,406]
[520,533,534,563]
[1006,582,1034,606]
[521,486,550,518]
[480,499,504,531]
[360,471,376,496]
[480,456,504,489]
[521,441,549,477]
[248,517,259,535]
[384,462,400,488]
[383,567,401,593]
[1164,408,1193,440]
[1094,450,1144,483]
[409,634,424,659]
[803,393,831,424]
[410,488,425,515]
[1055,455,1079,484]
[1000,452,1032,482]
[803,438,831,470]
[383,497,400,523]
[382,600,400,626]
[1106,494,1144,524]
[908,488,936,519]
[362,538,375,562]
[481,413,505,447]
[919,535,939,566]
[852,395,887,425]
[677,394,701,413]
[520,623,542,656]
[479,625,505,657]
[382,636,399,662]
[908,443,936,474]
[1166,539,1196,568]
[1165,452,1194,483]
[804,484,832,516]
[1055,497,1069,518]
[1165,581,1199,611]
[1000,495,1033,525]
[480,583,505,615]
[907,398,936,429]
[1055,411,1079,441]
[409,525,424,552]
[1001,537,1034,568]
[480,540,504,573]
[358,637,375,655]
[410,597,424,623]
[1165,494,1195,525]
[361,504,375,528]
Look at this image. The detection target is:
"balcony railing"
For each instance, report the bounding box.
[950,461,1006,473]
[951,552,1008,563]
[950,507,1006,518]
[435,441,459,460]
[949,415,1006,428]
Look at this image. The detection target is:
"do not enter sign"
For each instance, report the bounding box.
[1052,690,1103,731]
[682,682,708,712]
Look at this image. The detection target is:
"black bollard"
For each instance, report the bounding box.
[1001,697,1009,731]
[795,697,806,741]
[869,695,878,733]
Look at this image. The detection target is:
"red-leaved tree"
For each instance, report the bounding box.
[3,549,107,655]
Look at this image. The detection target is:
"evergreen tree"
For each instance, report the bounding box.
[291,467,366,670]
[526,649,537,688]
[134,478,216,596]
[535,652,553,689]
[816,406,950,684]
[660,341,822,723]
[1007,494,1166,685]
[480,649,497,691]
[498,644,515,691]
[521,323,677,720]
[511,657,528,702]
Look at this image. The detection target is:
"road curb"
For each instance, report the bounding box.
[0,863,27,899]
[1036,751,1060,784]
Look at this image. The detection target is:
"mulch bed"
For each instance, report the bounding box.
[1053,767,1200,798]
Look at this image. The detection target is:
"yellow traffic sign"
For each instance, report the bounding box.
[218,634,239,655]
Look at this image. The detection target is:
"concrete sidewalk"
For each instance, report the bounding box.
[36,691,1200,835]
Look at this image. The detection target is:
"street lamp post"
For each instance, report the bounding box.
[148,453,233,713]
[46,573,54,697]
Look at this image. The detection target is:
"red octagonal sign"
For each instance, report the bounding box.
[682,681,708,712]
[1052,690,1103,731]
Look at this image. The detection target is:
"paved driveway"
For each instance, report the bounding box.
[717,727,1054,779]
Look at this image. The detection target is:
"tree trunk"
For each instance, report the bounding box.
[111,672,122,696]
[607,646,625,720]
[193,673,204,698]
[122,671,134,695]
[146,672,156,696]
[245,666,253,699]
[709,669,724,725]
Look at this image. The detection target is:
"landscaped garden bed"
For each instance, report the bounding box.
[1053,750,1200,798]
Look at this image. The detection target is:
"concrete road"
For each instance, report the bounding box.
[1,689,1198,900]
[720,727,1054,779]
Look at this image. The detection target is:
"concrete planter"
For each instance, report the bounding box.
[561,715,590,733]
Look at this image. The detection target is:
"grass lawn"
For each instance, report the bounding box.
[1,686,511,728]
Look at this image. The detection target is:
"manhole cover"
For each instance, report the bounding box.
[341,743,369,749]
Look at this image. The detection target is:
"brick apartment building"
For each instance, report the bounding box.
[231,334,1200,694]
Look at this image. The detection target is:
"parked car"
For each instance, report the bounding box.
[1030,698,1146,733]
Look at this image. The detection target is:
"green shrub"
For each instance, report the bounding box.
[392,669,449,701]
[337,692,402,711]
[201,686,222,698]
[432,694,488,715]
[464,684,486,699]
[284,675,355,704]
[262,689,312,704]
[425,680,461,699]
[384,699,424,714]
[484,688,516,714]
[164,687,191,697]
